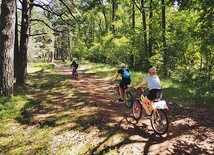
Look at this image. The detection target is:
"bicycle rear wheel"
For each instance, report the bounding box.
[73,72,78,79]
[150,109,169,135]
[132,99,142,120]
[124,90,133,108]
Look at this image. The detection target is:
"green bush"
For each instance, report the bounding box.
[193,80,214,108]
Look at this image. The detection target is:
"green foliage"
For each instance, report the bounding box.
[193,80,214,108]
[72,40,88,60]
[169,67,213,107]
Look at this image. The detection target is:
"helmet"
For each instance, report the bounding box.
[119,63,126,67]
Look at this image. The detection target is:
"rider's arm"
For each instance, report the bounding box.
[114,73,119,81]
[134,80,146,89]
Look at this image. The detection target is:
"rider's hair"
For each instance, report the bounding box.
[148,66,157,76]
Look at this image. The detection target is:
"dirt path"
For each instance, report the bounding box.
[54,62,214,155]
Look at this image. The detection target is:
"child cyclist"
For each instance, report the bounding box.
[114,63,131,102]
[134,66,162,118]
[71,58,79,76]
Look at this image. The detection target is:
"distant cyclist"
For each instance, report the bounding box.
[71,58,79,76]
[114,63,131,102]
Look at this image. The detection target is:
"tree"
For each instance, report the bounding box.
[0,0,16,97]
[16,0,33,83]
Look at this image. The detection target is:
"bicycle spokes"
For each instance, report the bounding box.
[150,109,169,135]
[125,91,133,108]
[132,100,142,120]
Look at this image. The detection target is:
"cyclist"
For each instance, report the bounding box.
[71,58,79,76]
[114,63,131,102]
[134,66,162,118]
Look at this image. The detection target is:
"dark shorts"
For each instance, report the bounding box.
[147,89,162,101]
[119,79,131,89]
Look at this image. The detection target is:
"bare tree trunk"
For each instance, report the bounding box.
[14,6,19,79]
[16,0,33,83]
[161,0,168,76]
[111,0,118,34]
[0,0,16,97]
[141,0,149,67]
[148,0,153,56]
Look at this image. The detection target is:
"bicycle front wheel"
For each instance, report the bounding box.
[150,109,169,135]
[132,99,142,120]
[124,90,133,108]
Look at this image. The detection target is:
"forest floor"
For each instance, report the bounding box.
[2,62,213,155]
[52,62,214,155]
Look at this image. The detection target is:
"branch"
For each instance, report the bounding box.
[33,2,76,27]
[31,19,63,33]
[59,0,78,21]
[30,33,48,37]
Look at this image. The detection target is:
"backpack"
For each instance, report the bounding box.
[122,69,130,78]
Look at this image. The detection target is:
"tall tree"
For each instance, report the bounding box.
[16,0,33,83]
[161,0,167,76]
[0,0,16,97]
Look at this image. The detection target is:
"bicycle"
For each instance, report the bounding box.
[72,69,78,79]
[113,81,133,108]
[132,88,169,135]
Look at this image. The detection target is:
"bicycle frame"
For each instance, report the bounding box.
[140,89,169,113]
[114,82,133,108]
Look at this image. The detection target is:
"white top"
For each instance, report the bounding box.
[145,76,161,90]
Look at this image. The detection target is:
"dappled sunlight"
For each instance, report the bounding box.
[95,133,126,152]
[119,142,146,154]
[2,62,213,155]
[171,117,197,127]
[149,140,172,154]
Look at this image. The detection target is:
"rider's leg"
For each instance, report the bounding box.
[119,81,125,99]
[119,87,123,99]
[142,96,152,115]
[72,67,76,75]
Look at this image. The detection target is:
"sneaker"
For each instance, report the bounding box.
[118,98,124,102]
[144,113,152,119]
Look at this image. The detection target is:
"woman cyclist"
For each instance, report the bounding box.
[134,66,162,118]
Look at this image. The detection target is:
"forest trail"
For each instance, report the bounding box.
[54,62,214,155]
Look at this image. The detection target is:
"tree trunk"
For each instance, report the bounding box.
[0,0,16,97]
[16,0,33,84]
[161,0,168,76]
[130,4,135,68]
[14,6,19,79]
[141,0,149,68]
[148,0,153,56]
[111,0,118,34]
